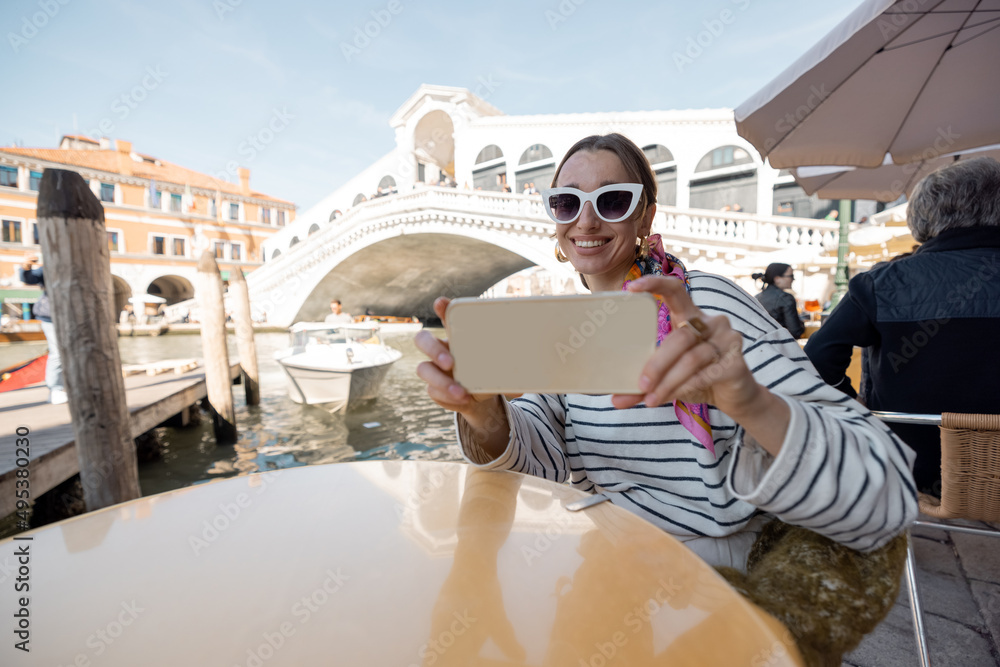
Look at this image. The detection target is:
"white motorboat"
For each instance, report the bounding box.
[275,323,402,411]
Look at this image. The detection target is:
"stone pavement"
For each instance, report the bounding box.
[843,521,1000,667]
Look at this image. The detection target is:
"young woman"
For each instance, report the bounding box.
[753,263,805,339]
[414,134,916,570]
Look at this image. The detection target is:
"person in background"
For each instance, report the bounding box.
[805,157,1000,495]
[325,299,353,325]
[752,263,805,339]
[19,254,66,404]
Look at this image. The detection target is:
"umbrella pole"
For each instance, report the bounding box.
[830,199,852,308]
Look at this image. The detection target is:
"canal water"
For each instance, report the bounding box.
[0,330,463,497]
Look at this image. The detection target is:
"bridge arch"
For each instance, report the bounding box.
[260,222,571,326]
[111,275,132,316]
[147,274,194,305]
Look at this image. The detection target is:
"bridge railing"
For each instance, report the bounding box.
[656,207,846,252]
[252,186,846,288]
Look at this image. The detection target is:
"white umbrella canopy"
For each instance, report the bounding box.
[791,144,1000,201]
[733,244,831,269]
[735,0,1000,169]
[128,294,167,304]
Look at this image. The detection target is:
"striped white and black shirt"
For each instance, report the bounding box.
[457,272,918,570]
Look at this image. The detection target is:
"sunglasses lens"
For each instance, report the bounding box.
[548,193,581,222]
[596,189,634,221]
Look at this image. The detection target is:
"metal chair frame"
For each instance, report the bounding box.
[873,411,1000,667]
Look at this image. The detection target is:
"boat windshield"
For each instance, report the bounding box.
[290,325,383,347]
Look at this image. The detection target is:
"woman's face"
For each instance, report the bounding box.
[774,268,794,290]
[554,149,652,289]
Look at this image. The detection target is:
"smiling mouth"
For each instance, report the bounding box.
[573,239,607,248]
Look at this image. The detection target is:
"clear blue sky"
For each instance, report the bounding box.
[1,0,862,210]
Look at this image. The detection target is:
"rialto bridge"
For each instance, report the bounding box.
[243,186,843,328]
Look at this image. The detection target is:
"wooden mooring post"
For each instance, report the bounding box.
[36,169,141,511]
[228,267,260,406]
[195,251,238,444]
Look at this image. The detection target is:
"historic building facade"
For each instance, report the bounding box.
[0,135,296,317]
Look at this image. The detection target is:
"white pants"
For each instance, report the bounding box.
[40,320,65,394]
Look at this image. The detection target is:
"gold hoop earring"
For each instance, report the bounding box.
[637,235,650,260]
[555,243,570,263]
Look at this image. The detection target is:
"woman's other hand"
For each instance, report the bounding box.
[612,276,790,455]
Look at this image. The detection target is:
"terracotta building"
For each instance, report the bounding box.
[0,135,295,317]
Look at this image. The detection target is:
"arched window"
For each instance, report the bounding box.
[475,145,503,164]
[289,236,300,248]
[643,144,677,206]
[695,145,754,173]
[690,145,758,213]
[329,209,342,222]
[378,175,396,192]
[518,144,553,165]
[473,145,507,191]
[271,249,281,259]
[642,144,675,166]
[516,144,555,193]
[352,193,367,206]
[308,223,320,235]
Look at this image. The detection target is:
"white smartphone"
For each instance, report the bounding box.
[445,292,658,395]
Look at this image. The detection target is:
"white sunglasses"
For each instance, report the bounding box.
[541,183,644,224]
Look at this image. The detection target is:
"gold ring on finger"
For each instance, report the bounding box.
[676,316,710,342]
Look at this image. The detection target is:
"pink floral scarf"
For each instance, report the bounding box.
[622,234,715,457]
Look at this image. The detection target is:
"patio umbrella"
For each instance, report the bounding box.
[791,144,1000,201]
[735,0,1000,169]
[128,294,167,304]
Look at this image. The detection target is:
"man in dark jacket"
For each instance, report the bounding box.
[805,157,1000,493]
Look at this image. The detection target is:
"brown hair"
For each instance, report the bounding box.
[551,133,658,221]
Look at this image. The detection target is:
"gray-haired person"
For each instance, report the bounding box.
[19,255,66,404]
[805,156,1000,494]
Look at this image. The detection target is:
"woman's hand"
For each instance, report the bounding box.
[414,297,498,416]
[612,276,790,455]
[414,297,511,458]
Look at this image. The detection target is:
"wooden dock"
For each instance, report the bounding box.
[0,360,240,518]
